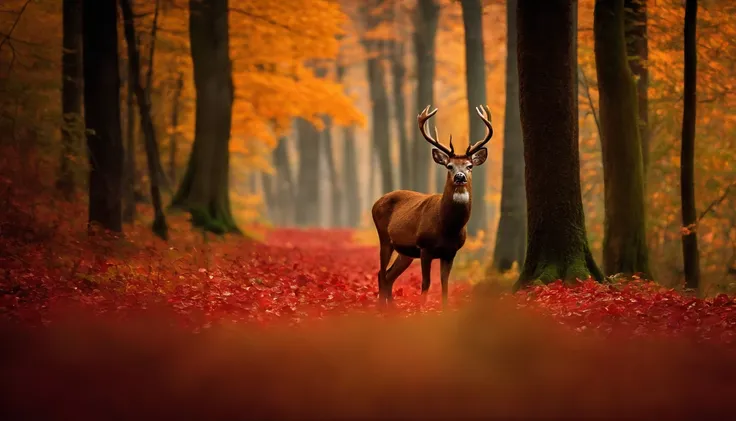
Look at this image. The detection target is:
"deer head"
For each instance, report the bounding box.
[417,105,493,194]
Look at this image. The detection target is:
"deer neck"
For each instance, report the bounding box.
[439,174,472,233]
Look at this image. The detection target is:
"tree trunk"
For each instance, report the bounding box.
[681,0,700,290]
[412,0,439,193]
[120,0,168,240]
[57,0,83,199]
[171,0,238,235]
[83,0,124,233]
[624,0,648,177]
[594,0,649,276]
[337,61,361,228]
[323,116,343,227]
[169,72,183,185]
[460,0,489,236]
[492,0,527,272]
[390,39,411,190]
[272,136,295,225]
[295,118,321,226]
[122,60,137,223]
[514,0,604,289]
[365,39,394,195]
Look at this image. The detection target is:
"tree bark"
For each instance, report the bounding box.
[272,136,295,225]
[412,0,439,193]
[624,0,648,177]
[460,0,489,236]
[323,116,343,226]
[169,72,183,185]
[295,118,321,226]
[337,61,361,228]
[594,0,649,276]
[390,39,411,190]
[122,58,137,223]
[171,0,238,235]
[681,0,700,290]
[57,0,83,199]
[365,38,394,194]
[514,0,604,289]
[83,0,124,233]
[492,0,527,272]
[120,0,168,240]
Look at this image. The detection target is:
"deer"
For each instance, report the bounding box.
[371,104,493,308]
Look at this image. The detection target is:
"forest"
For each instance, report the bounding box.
[1,0,736,419]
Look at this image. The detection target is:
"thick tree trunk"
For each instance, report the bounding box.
[57,0,83,199]
[390,40,411,190]
[594,0,649,276]
[460,0,489,236]
[514,0,604,289]
[169,72,183,185]
[295,118,321,226]
[83,0,124,233]
[681,0,700,290]
[122,61,137,223]
[171,0,238,235]
[120,0,168,240]
[412,0,439,193]
[492,0,527,272]
[323,116,343,227]
[624,0,648,177]
[365,40,394,195]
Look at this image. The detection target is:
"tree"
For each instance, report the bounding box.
[514,0,604,289]
[389,3,411,189]
[295,117,321,226]
[492,0,526,272]
[362,1,394,195]
[323,116,343,226]
[82,0,124,233]
[624,0,648,176]
[57,0,83,199]
[120,0,168,240]
[272,136,296,225]
[681,0,700,290]
[459,0,489,237]
[169,72,184,186]
[171,0,238,234]
[594,0,650,277]
[122,55,137,223]
[337,61,361,228]
[412,0,440,193]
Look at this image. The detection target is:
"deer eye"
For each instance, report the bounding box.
[446,164,454,170]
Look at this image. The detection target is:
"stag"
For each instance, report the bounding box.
[372,105,493,307]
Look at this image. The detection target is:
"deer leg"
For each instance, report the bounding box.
[439,258,454,308]
[420,250,433,296]
[384,254,413,301]
[377,242,394,304]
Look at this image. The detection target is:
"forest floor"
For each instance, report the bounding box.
[2,157,736,419]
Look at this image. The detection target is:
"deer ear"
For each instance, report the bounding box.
[432,148,450,166]
[471,148,488,166]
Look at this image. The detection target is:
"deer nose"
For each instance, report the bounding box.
[453,172,467,184]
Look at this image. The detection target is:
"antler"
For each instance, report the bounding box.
[418,105,454,156]
[466,105,494,156]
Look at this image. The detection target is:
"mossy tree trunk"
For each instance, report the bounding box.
[120,0,168,240]
[594,0,650,277]
[171,0,238,235]
[624,0,648,177]
[493,0,527,272]
[57,0,83,199]
[82,0,124,233]
[460,0,489,237]
[295,118,321,226]
[681,0,700,290]
[514,0,604,289]
[412,0,439,193]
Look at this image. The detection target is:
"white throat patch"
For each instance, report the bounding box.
[452,191,470,204]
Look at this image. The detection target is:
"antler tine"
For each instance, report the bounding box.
[418,105,453,156]
[466,105,494,156]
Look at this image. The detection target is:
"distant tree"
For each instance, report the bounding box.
[323,115,343,226]
[295,117,321,226]
[412,0,440,193]
[337,61,361,228]
[492,0,526,272]
[57,0,83,199]
[82,0,124,233]
[514,0,604,289]
[120,0,168,240]
[171,0,238,234]
[681,0,700,290]
[594,0,650,277]
[169,72,184,186]
[122,56,137,224]
[388,2,411,189]
[460,0,489,237]
[272,136,296,225]
[624,0,648,176]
